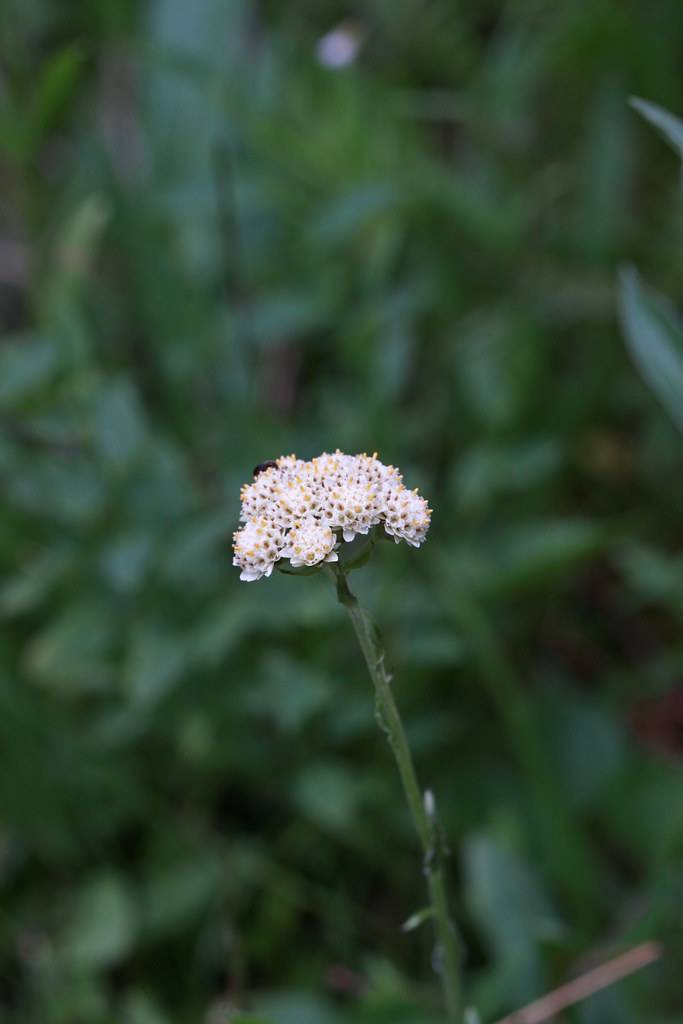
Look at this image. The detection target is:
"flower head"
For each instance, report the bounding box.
[282,516,339,567]
[382,486,431,547]
[232,516,285,582]
[233,451,431,580]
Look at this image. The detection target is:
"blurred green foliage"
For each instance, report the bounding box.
[2,1,683,1022]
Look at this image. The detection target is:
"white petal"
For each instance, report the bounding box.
[325,552,338,562]
[342,529,356,542]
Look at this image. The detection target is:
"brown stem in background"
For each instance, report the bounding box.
[495,941,661,1024]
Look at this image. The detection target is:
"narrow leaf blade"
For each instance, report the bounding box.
[630,96,683,161]
[618,266,683,435]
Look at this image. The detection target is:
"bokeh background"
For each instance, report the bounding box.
[2,2,683,1022]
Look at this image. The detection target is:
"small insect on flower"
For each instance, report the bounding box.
[232,450,431,581]
[253,460,278,477]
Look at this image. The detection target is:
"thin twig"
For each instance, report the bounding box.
[495,941,661,1024]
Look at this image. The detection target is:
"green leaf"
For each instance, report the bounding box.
[248,292,329,346]
[0,547,71,616]
[0,336,59,404]
[539,687,626,809]
[53,193,110,284]
[140,855,222,940]
[99,532,154,594]
[454,439,563,512]
[25,600,116,693]
[464,833,564,1006]
[161,512,227,584]
[311,182,399,244]
[618,266,683,435]
[62,874,136,971]
[448,520,605,596]
[618,542,683,611]
[252,992,342,1024]
[18,45,85,162]
[125,623,188,705]
[292,762,361,833]
[122,991,173,1024]
[455,311,545,431]
[246,654,331,733]
[630,96,683,162]
[93,377,148,470]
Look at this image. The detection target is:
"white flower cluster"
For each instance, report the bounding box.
[233,451,431,582]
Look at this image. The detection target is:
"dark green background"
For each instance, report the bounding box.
[1,2,683,1021]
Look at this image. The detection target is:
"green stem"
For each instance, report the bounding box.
[328,564,464,1024]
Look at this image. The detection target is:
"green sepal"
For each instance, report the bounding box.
[276,561,324,577]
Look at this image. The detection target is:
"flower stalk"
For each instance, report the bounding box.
[328,562,464,1024]
[233,451,458,1015]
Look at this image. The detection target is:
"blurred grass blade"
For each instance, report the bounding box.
[630,96,683,161]
[21,45,85,161]
[618,265,683,435]
[442,576,600,926]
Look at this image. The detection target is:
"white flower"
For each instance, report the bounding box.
[315,23,363,69]
[363,454,403,491]
[276,453,308,478]
[320,476,381,542]
[382,485,432,547]
[234,450,431,581]
[275,463,321,528]
[313,450,357,488]
[239,466,283,522]
[232,516,285,582]
[281,516,339,567]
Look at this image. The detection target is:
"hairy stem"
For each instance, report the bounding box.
[328,564,464,1024]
